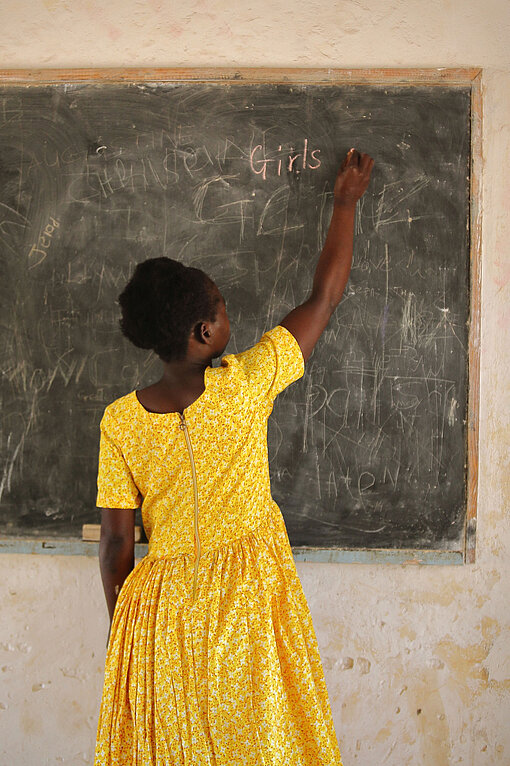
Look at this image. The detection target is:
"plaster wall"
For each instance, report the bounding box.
[0,0,509,764]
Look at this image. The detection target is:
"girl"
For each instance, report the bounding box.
[95,148,374,765]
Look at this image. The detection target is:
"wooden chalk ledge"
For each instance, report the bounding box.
[82,524,142,542]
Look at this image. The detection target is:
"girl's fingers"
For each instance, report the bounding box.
[360,153,374,172]
[340,148,355,169]
[340,149,373,174]
[338,149,374,196]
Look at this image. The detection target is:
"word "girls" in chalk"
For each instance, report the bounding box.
[250,139,321,180]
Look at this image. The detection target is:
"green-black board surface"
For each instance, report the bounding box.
[0,77,473,554]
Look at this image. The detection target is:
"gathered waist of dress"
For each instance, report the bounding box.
[145,505,283,563]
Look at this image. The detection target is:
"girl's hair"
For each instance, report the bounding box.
[118,257,219,362]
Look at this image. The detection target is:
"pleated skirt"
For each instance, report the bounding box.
[94,510,343,765]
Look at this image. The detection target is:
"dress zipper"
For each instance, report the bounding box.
[179,413,201,602]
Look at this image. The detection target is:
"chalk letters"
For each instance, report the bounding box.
[249,139,321,180]
[28,216,60,268]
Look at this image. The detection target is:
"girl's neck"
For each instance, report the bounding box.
[160,357,210,387]
[136,359,211,414]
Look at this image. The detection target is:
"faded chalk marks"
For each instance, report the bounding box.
[401,291,418,346]
[447,398,459,427]
[0,202,30,254]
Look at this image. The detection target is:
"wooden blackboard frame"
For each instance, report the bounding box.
[0,67,482,564]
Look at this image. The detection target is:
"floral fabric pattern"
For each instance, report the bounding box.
[95,325,343,765]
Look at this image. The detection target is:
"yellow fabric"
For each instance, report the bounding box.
[95,325,343,766]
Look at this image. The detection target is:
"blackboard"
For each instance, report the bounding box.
[0,69,481,561]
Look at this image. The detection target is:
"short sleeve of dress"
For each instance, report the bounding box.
[235,325,305,402]
[96,410,142,509]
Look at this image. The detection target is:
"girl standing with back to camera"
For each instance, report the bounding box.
[95,148,373,765]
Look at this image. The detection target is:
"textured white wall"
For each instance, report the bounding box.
[1,1,509,764]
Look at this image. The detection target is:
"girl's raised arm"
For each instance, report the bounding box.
[280,149,374,362]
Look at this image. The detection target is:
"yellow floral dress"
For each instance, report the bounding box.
[95,325,342,766]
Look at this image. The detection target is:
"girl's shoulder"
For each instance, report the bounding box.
[100,391,141,432]
[221,325,304,402]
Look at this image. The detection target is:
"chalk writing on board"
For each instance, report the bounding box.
[28,217,60,268]
[0,82,471,551]
[250,139,322,179]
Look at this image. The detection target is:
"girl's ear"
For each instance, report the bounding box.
[193,321,212,344]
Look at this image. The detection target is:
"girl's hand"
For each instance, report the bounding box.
[333,149,374,206]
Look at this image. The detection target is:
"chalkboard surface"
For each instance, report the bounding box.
[0,77,472,551]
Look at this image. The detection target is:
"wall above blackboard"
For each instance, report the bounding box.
[0,69,482,563]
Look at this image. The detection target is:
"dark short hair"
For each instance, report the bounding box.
[118,257,219,362]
